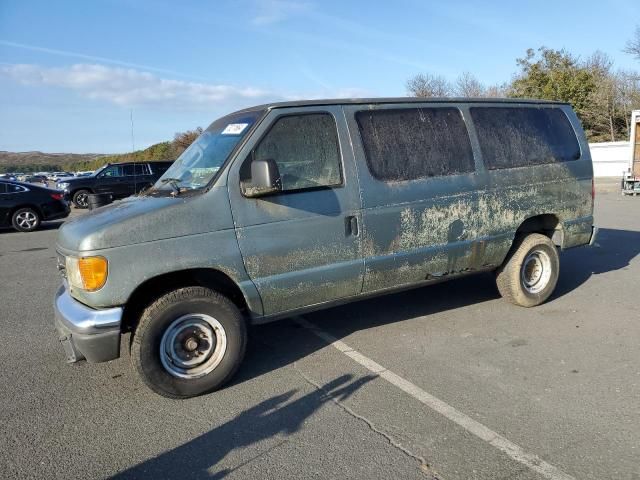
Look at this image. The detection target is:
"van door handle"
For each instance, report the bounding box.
[345,216,359,237]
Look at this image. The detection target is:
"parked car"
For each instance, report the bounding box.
[53,98,597,398]
[0,173,17,181]
[48,172,74,181]
[57,161,173,208]
[0,180,70,232]
[24,175,49,186]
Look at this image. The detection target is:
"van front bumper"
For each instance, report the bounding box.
[53,284,122,363]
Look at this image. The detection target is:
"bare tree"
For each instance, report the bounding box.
[580,51,640,141]
[624,25,640,60]
[455,72,485,97]
[406,73,453,97]
[615,70,640,137]
[583,52,617,141]
[586,51,614,75]
[484,84,508,98]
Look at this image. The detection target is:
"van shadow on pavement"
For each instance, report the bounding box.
[235,227,640,386]
[553,227,640,298]
[109,227,638,479]
[111,374,375,479]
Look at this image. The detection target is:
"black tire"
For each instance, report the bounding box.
[72,189,90,209]
[11,207,41,232]
[495,233,559,307]
[131,287,247,399]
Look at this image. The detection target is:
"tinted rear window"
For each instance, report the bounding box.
[356,108,475,181]
[470,107,580,170]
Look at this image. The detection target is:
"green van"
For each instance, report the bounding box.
[54,98,597,398]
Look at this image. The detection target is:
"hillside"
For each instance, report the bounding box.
[0,151,108,172]
[0,127,202,173]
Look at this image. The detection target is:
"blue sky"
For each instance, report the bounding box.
[1,0,639,153]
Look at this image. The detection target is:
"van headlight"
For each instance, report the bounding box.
[66,256,108,291]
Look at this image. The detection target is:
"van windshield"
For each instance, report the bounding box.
[153,110,264,193]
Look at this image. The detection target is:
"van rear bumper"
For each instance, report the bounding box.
[53,284,122,363]
[589,226,599,246]
[562,216,595,249]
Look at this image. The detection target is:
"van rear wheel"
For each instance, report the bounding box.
[131,287,247,399]
[495,233,559,307]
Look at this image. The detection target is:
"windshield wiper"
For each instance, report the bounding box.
[160,177,182,196]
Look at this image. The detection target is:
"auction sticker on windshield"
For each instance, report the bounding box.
[221,123,249,135]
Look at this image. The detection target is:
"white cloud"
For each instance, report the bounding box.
[251,0,313,25]
[0,63,277,109]
[0,62,374,113]
[0,40,205,80]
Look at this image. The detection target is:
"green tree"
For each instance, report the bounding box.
[61,127,203,172]
[509,47,597,119]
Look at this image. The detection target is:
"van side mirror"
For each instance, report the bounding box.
[242,158,282,197]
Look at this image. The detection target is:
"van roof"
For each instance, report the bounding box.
[236,97,568,113]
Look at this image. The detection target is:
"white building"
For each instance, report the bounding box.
[588,141,630,178]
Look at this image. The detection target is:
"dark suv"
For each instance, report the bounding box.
[57,162,172,208]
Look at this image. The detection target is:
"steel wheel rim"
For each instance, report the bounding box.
[76,193,88,207]
[159,314,227,379]
[520,249,552,294]
[16,211,37,229]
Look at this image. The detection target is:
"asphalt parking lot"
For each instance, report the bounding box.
[1,192,639,480]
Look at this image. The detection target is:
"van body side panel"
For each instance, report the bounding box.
[58,229,262,315]
[344,103,486,293]
[345,103,594,296]
[58,187,263,316]
[468,104,594,255]
[227,106,365,316]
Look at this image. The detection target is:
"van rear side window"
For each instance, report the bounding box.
[356,108,475,181]
[470,107,581,170]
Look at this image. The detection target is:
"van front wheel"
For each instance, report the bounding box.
[496,233,559,307]
[131,287,247,399]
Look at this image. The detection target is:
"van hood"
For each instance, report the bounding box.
[57,188,234,252]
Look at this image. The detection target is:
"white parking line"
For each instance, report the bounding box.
[294,316,576,480]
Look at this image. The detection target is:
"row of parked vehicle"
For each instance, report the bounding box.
[0,161,173,232]
[56,161,171,208]
[0,162,172,232]
[0,171,93,182]
[0,179,70,232]
[0,171,95,188]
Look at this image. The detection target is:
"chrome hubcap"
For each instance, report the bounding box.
[521,249,552,294]
[159,314,227,379]
[16,211,37,229]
